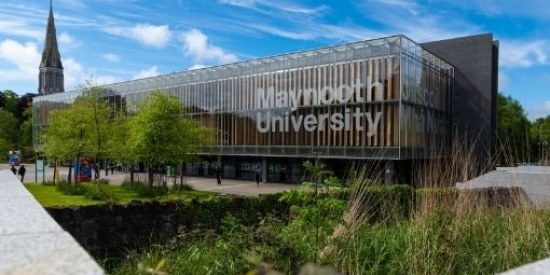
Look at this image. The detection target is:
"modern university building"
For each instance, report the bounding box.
[32,6,499,183]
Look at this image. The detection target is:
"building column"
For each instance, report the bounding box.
[217,155,222,168]
[384,160,396,186]
[262,157,267,183]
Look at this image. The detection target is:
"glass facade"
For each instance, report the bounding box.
[33,35,454,160]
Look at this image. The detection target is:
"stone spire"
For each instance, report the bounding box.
[38,0,64,95]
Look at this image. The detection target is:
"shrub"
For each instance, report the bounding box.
[84,184,109,201]
[56,182,87,196]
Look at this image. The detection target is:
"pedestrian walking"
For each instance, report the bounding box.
[255,170,261,187]
[18,165,26,182]
[10,165,16,175]
[93,164,99,180]
[216,167,222,185]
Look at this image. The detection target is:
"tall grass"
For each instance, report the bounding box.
[322,136,550,275]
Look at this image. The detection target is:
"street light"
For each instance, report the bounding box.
[311,150,323,264]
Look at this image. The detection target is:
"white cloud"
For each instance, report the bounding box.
[252,25,315,40]
[365,0,418,15]
[63,58,123,90]
[62,57,83,89]
[130,24,171,48]
[133,66,160,80]
[188,64,206,70]
[219,0,327,15]
[0,19,43,41]
[106,24,172,48]
[0,39,40,82]
[180,28,238,65]
[500,40,549,68]
[101,53,120,63]
[219,0,256,8]
[58,32,82,50]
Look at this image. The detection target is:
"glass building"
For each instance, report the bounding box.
[33,35,454,182]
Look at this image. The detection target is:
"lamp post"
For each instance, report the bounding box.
[311,150,323,264]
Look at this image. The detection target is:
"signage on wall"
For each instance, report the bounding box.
[256,76,383,135]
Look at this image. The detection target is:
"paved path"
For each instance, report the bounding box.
[0,163,301,197]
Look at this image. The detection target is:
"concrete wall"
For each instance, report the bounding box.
[0,170,104,275]
[421,34,499,165]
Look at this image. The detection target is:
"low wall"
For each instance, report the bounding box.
[46,194,287,259]
[0,170,104,275]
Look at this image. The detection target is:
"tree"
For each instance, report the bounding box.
[496,93,531,165]
[2,90,18,116]
[16,93,37,122]
[41,86,111,183]
[18,106,34,161]
[107,111,134,181]
[127,90,213,187]
[0,109,18,158]
[530,116,550,162]
[0,91,5,109]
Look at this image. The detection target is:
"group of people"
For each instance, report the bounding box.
[10,165,26,182]
[216,167,261,186]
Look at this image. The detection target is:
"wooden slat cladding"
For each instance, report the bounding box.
[191,55,402,149]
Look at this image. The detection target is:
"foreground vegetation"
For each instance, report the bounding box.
[107,162,550,275]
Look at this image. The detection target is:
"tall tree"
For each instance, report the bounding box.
[0,91,5,109]
[107,111,134,181]
[2,90,19,117]
[0,109,18,159]
[128,90,213,187]
[41,86,111,183]
[496,93,531,165]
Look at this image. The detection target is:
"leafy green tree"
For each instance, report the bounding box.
[0,109,18,159]
[497,93,531,165]
[530,116,550,162]
[0,91,5,109]
[42,102,89,183]
[2,90,18,116]
[107,111,134,181]
[18,106,34,161]
[128,90,213,187]
[41,85,111,183]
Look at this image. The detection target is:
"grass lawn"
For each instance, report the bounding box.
[25,184,97,206]
[24,184,214,207]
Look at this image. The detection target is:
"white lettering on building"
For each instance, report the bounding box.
[256,77,384,134]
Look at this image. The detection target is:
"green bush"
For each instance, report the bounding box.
[109,215,302,275]
[84,184,109,201]
[56,182,87,196]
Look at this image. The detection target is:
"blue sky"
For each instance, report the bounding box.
[0,0,549,119]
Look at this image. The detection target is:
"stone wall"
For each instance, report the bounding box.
[46,195,287,259]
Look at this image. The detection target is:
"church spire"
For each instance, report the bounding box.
[40,0,63,69]
[38,0,64,95]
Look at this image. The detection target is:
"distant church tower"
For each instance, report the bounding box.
[38,1,64,95]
